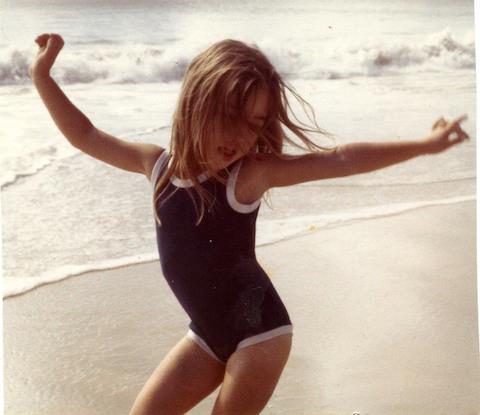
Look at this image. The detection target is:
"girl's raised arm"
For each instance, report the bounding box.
[29,33,164,179]
[260,116,469,190]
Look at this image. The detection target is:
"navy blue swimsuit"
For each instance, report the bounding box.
[150,151,292,363]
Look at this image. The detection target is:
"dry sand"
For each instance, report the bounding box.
[3,201,478,415]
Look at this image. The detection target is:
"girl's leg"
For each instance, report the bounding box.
[129,335,225,415]
[211,333,292,415]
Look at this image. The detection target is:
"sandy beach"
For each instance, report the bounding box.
[3,200,478,415]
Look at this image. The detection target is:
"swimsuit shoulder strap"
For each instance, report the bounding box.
[226,158,261,213]
[150,151,170,190]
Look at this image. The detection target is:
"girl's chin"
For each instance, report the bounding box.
[208,158,237,173]
[216,151,242,168]
[205,149,247,172]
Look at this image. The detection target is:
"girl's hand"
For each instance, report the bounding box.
[424,115,470,154]
[29,33,65,81]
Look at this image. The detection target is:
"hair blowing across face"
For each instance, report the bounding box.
[153,39,334,225]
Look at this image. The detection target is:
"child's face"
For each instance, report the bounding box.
[209,87,269,171]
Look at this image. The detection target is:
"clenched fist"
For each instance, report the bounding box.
[29,33,64,81]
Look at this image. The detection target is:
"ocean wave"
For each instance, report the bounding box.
[1,145,58,189]
[269,29,475,80]
[0,29,474,86]
[3,194,475,299]
[1,125,170,188]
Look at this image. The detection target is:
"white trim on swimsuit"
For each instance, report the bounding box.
[150,151,169,189]
[226,159,262,213]
[151,154,262,214]
[187,325,294,364]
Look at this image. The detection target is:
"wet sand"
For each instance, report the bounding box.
[3,201,478,415]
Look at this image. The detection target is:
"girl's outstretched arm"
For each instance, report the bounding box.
[29,33,163,179]
[260,116,470,190]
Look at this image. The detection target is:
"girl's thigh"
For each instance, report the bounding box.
[129,335,225,415]
[211,333,293,415]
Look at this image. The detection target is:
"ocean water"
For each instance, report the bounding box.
[0,0,476,298]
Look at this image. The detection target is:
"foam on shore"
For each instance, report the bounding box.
[3,194,475,299]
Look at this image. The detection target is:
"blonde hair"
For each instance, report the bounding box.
[153,39,333,225]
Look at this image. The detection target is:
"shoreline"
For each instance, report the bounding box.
[3,194,476,300]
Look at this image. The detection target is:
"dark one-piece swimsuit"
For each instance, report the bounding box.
[149,151,293,363]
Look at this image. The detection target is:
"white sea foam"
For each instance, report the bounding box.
[256,194,476,246]
[0,143,78,188]
[0,124,170,188]
[3,194,475,299]
[1,147,57,188]
[3,252,160,299]
[0,29,473,86]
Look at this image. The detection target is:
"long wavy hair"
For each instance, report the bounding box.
[153,39,334,225]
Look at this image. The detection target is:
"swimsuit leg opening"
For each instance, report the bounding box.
[235,325,294,352]
[186,329,225,365]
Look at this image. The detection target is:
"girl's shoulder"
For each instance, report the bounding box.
[146,146,167,181]
[235,153,274,204]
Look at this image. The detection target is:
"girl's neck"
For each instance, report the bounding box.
[174,164,229,181]
[175,162,207,180]
[170,153,237,180]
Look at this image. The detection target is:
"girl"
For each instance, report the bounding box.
[30,33,469,415]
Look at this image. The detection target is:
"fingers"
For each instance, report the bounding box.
[433,114,467,130]
[35,34,50,47]
[455,129,469,142]
[432,114,470,143]
[448,114,469,140]
[31,33,64,79]
[446,114,467,130]
[34,33,64,50]
[432,116,447,130]
[453,114,468,125]
[446,117,470,146]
